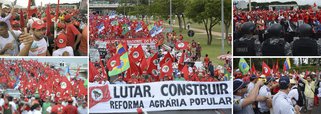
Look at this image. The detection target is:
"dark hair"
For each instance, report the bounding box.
[32,13,37,17]
[0,21,8,29]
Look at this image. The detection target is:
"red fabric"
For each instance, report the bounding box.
[140,57,148,71]
[106,54,120,70]
[160,60,173,79]
[66,23,81,46]
[89,62,99,82]
[51,105,64,114]
[99,58,107,79]
[45,4,51,36]
[262,61,271,76]
[175,41,189,50]
[129,45,145,63]
[159,52,173,66]
[182,65,189,80]
[55,0,60,22]
[251,64,256,74]
[20,9,25,28]
[62,104,78,114]
[89,85,112,108]
[314,95,319,106]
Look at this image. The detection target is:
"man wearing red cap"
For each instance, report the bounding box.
[62,98,77,114]
[53,33,74,56]
[64,15,82,52]
[20,20,48,56]
[27,13,41,31]
[0,4,15,29]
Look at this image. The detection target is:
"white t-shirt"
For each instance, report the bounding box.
[52,46,74,56]
[46,106,52,113]
[288,85,299,105]
[0,98,4,106]
[258,85,272,112]
[9,101,17,112]
[0,30,21,56]
[20,38,47,56]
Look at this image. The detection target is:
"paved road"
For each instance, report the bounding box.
[91,109,231,114]
[301,99,321,114]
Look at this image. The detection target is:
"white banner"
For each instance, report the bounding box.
[89,81,232,113]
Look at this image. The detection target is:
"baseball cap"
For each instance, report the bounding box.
[279,76,290,89]
[233,79,248,93]
[32,20,46,30]
[11,20,20,25]
[56,34,67,48]
[265,76,275,83]
[250,75,257,80]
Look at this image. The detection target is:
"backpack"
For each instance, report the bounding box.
[292,37,318,56]
[262,38,286,56]
[233,38,256,56]
[293,86,304,107]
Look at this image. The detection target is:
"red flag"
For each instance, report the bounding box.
[99,58,107,79]
[140,57,148,71]
[178,52,185,70]
[250,64,256,74]
[75,66,81,77]
[89,85,111,108]
[89,62,99,82]
[175,41,189,50]
[56,0,60,22]
[106,54,120,70]
[129,45,145,63]
[147,53,158,77]
[160,60,173,79]
[45,4,52,36]
[314,2,317,7]
[159,52,173,66]
[262,61,271,76]
[126,60,142,81]
[275,61,279,74]
[20,9,25,28]
[182,65,189,80]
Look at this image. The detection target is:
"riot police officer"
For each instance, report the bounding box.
[234,79,264,114]
[272,76,301,114]
[233,22,261,56]
[292,24,319,56]
[261,24,291,56]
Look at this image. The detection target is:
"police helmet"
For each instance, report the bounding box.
[298,24,313,37]
[268,24,283,37]
[241,22,256,35]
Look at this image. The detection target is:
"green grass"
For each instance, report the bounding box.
[164,25,231,66]
[170,17,232,33]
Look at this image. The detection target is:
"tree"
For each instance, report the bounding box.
[186,0,219,45]
[151,0,187,32]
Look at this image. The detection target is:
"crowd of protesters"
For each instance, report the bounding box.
[0,59,88,114]
[88,12,232,84]
[233,7,321,56]
[234,68,321,114]
[0,3,88,56]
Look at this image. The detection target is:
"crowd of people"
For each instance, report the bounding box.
[233,7,321,56]
[234,67,321,114]
[89,13,232,84]
[0,3,88,56]
[0,59,88,114]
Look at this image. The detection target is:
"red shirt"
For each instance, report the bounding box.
[66,23,81,46]
[204,57,210,66]
[63,104,78,114]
